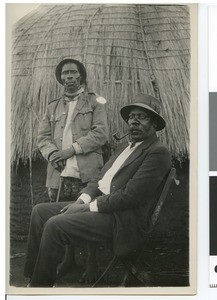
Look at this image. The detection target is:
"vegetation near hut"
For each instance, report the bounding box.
[11,4,190,166]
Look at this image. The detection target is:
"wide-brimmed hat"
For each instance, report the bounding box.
[55,58,87,85]
[120,93,166,131]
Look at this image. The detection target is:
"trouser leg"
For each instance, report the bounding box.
[61,177,87,268]
[24,202,70,278]
[29,214,67,287]
[29,212,114,287]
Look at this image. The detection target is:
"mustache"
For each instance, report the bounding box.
[129,125,141,130]
[65,77,81,83]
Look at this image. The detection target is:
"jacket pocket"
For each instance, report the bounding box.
[50,113,61,124]
[76,109,93,130]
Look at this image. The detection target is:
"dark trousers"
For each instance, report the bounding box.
[24,202,114,287]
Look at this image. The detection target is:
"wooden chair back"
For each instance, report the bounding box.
[151,167,176,226]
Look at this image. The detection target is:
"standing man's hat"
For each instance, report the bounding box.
[120,93,166,131]
[55,58,87,85]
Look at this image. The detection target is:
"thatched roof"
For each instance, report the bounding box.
[11,4,190,164]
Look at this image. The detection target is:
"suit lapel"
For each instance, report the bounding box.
[115,134,158,174]
[102,143,128,174]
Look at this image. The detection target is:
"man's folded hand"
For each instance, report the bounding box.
[75,198,85,204]
[60,203,90,214]
[49,147,75,163]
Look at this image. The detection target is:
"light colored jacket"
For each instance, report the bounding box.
[37,90,109,188]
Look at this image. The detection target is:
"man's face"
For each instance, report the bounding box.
[128,107,156,142]
[61,63,81,93]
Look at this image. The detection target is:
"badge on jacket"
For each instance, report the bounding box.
[96,96,107,104]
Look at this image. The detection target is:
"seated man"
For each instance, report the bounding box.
[24,93,171,287]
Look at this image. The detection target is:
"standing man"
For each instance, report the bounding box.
[37,58,108,201]
[37,58,108,273]
[25,94,171,287]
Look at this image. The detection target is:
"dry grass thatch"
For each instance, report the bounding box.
[11,4,190,164]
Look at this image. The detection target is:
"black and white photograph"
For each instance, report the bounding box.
[6,2,197,295]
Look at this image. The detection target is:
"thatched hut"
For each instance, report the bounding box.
[10,4,190,240]
[12,3,190,163]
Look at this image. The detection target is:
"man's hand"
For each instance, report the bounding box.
[49,147,75,163]
[51,160,65,172]
[60,203,90,214]
[74,198,85,204]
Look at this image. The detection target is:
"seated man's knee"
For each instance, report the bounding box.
[31,203,55,225]
[43,215,61,235]
[31,203,46,217]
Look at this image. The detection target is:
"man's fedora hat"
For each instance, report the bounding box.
[120,93,166,131]
[55,58,87,85]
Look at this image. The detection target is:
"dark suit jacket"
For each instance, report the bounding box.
[81,133,171,256]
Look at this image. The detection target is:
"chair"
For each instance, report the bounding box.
[92,167,176,287]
